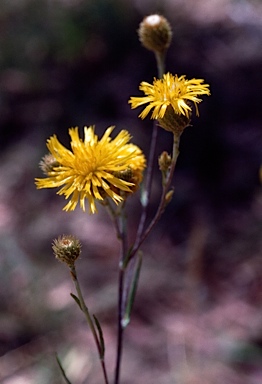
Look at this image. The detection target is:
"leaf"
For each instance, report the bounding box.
[70,293,82,310]
[123,251,143,328]
[93,314,105,358]
[55,353,72,384]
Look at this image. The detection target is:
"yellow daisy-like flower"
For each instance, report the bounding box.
[129,72,210,120]
[35,126,146,214]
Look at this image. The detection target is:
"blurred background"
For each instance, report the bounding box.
[0,0,262,383]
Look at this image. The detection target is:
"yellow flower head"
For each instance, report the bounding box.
[35,126,146,214]
[129,72,210,120]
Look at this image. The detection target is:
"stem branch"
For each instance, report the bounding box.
[130,134,180,260]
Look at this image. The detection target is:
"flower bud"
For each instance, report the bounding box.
[138,14,172,53]
[39,153,60,175]
[52,235,81,267]
[165,189,174,205]
[158,105,191,136]
[158,151,172,173]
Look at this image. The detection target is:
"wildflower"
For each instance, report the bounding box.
[138,14,172,53]
[129,72,210,121]
[35,126,146,214]
[52,235,81,267]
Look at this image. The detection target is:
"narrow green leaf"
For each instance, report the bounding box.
[55,353,72,384]
[93,314,105,358]
[123,252,143,328]
[70,293,82,310]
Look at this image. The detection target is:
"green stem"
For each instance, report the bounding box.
[70,266,109,384]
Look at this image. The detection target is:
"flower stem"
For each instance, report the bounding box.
[155,50,166,78]
[114,206,128,384]
[114,267,125,384]
[134,120,158,246]
[132,49,166,261]
[70,266,109,384]
[130,134,180,260]
[114,48,167,384]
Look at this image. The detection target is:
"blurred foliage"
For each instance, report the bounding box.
[0,0,137,68]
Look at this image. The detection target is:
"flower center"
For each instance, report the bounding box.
[74,155,98,176]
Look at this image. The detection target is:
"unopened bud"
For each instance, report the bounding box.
[165,189,174,205]
[52,235,81,267]
[159,151,172,173]
[138,14,172,53]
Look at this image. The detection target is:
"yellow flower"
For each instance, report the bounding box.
[35,126,146,214]
[129,72,210,120]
